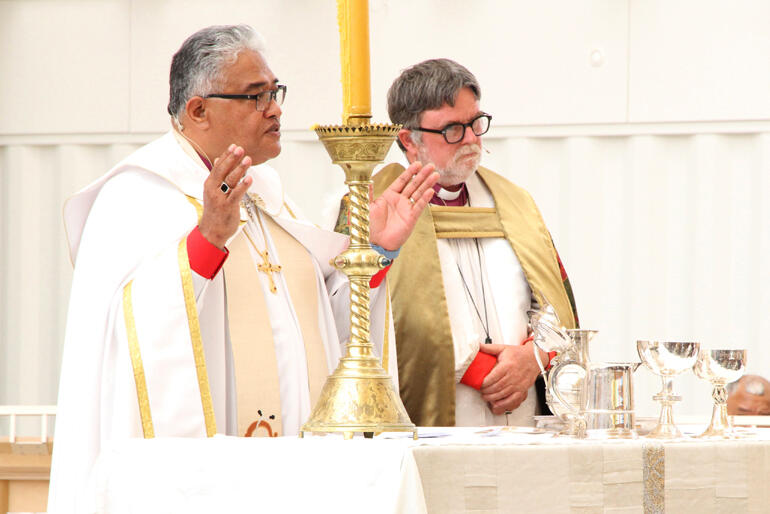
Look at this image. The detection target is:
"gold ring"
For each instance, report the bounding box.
[408,196,415,205]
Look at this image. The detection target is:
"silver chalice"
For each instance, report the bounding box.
[637,340,700,439]
[693,349,747,438]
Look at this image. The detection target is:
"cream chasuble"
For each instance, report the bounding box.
[49,131,395,514]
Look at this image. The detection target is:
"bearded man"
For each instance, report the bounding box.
[353,58,579,426]
[49,25,438,512]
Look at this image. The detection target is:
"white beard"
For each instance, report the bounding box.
[418,143,482,187]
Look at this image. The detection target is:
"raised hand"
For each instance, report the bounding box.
[198,144,253,249]
[369,162,439,251]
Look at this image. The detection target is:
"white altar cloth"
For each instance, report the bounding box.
[84,435,425,514]
[84,427,770,513]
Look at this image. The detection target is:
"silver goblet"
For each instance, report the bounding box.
[637,340,700,439]
[692,349,747,438]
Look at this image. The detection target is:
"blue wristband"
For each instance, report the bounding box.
[371,244,400,260]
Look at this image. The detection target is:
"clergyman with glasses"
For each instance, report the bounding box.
[49,25,438,512]
[342,58,579,427]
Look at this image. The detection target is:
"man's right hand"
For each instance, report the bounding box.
[478,342,542,415]
[199,144,253,249]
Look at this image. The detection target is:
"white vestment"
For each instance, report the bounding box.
[49,131,395,513]
[437,173,537,427]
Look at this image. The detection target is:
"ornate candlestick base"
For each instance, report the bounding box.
[300,120,416,440]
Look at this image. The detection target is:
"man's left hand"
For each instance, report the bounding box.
[479,343,544,415]
[369,162,439,251]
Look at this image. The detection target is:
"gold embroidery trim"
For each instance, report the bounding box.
[283,201,298,220]
[177,237,217,436]
[435,230,506,239]
[643,442,665,513]
[185,195,203,222]
[123,281,155,438]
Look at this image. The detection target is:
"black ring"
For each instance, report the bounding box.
[220,182,231,194]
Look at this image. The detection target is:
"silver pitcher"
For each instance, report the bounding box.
[581,362,640,438]
[529,306,596,436]
[546,330,598,425]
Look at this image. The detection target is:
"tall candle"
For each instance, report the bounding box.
[337,0,371,124]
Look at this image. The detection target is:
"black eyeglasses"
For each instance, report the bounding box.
[413,113,492,144]
[205,84,287,112]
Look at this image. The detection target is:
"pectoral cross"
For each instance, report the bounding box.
[257,248,282,294]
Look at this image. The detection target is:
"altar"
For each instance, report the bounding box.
[85,426,770,513]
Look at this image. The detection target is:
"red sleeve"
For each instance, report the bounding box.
[547,352,557,371]
[460,351,497,390]
[187,226,228,279]
[369,264,391,288]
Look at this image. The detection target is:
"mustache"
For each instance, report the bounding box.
[454,144,481,162]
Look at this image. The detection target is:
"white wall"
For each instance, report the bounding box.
[1,0,768,428]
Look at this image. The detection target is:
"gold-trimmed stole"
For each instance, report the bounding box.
[224,215,329,437]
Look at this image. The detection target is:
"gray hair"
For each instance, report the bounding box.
[387,58,480,150]
[167,25,266,121]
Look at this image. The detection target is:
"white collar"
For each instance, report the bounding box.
[436,186,464,201]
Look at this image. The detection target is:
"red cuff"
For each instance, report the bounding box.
[369,264,391,288]
[547,352,557,371]
[460,351,497,390]
[187,226,229,279]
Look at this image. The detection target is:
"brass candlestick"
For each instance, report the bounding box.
[300,118,416,439]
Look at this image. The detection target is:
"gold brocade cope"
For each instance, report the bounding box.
[224,217,329,438]
[372,163,576,426]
